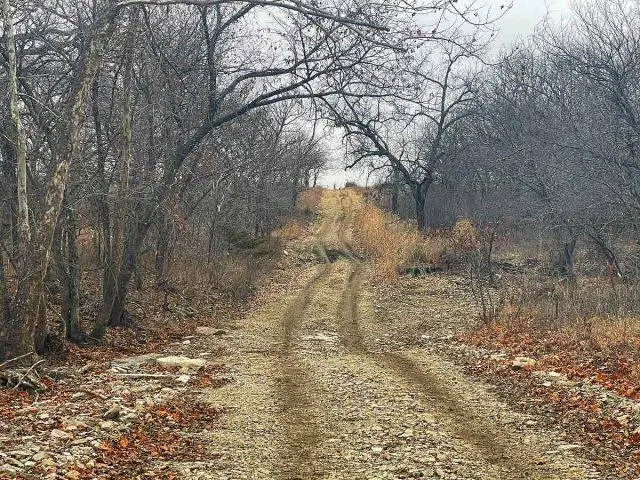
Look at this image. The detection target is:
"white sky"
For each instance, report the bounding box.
[317,0,575,188]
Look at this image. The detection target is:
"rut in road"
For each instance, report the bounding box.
[276,215,333,480]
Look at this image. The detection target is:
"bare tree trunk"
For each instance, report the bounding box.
[97,8,137,333]
[91,75,115,297]
[111,9,136,293]
[0,8,117,360]
[0,225,10,361]
[34,294,48,354]
[155,214,171,281]
[411,178,432,230]
[4,0,29,244]
[550,235,577,287]
[55,202,83,343]
[390,168,400,214]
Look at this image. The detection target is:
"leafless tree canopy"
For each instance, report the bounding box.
[330,0,639,281]
[6,0,638,359]
[1,0,507,358]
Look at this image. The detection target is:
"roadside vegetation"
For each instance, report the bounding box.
[358,181,640,400]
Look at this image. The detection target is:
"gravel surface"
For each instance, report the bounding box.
[170,191,608,480]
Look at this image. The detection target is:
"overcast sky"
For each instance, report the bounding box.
[317,0,576,188]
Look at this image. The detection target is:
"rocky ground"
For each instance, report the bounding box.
[0,189,635,479]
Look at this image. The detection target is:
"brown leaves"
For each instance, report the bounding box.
[86,401,223,477]
[461,324,640,479]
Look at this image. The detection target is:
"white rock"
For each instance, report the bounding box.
[102,404,121,420]
[401,428,414,438]
[99,421,116,430]
[50,429,72,439]
[32,452,47,462]
[156,356,206,370]
[195,327,227,336]
[511,356,537,369]
[176,374,191,384]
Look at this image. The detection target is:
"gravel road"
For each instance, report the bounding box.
[177,190,605,480]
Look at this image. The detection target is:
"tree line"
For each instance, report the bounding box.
[335,0,640,281]
[1,0,500,359]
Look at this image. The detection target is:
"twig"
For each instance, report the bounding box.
[0,351,34,369]
[77,388,108,401]
[13,359,46,390]
[113,373,176,379]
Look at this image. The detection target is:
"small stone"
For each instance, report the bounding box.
[6,457,23,467]
[511,356,537,370]
[401,428,414,438]
[99,421,116,430]
[32,452,47,462]
[102,405,121,420]
[70,438,90,446]
[51,429,73,439]
[156,356,206,370]
[10,450,32,458]
[195,327,227,336]
[0,464,16,474]
[121,412,138,422]
[371,446,383,454]
[176,374,191,384]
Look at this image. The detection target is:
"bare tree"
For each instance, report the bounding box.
[326,41,484,229]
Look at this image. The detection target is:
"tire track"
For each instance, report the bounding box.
[332,202,544,480]
[276,215,333,480]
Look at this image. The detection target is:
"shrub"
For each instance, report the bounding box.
[351,202,422,282]
[452,218,478,252]
[297,187,325,214]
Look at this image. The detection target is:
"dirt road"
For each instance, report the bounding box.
[178,190,605,480]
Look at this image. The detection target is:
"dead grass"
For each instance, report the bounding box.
[464,267,640,391]
[586,315,640,352]
[297,187,326,214]
[347,194,479,282]
[351,201,420,282]
[350,200,432,282]
[273,219,305,240]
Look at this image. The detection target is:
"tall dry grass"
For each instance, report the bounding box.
[349,197,479,282]
[297,187,326,214]
[350,201,424,282]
